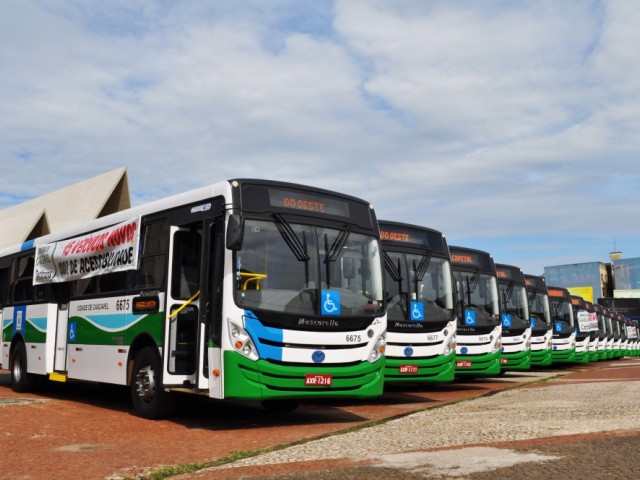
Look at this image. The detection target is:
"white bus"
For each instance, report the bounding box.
[379,221,456,384]
[0,179,387,418]
[495,264,531,371]
[450,246,502,376]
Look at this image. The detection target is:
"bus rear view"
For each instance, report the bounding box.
[450,246,502,376]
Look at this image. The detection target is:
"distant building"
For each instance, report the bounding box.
[0,168,130,251]
[612,257,640,291]
[543,262,610,302]
[544,253,640,320]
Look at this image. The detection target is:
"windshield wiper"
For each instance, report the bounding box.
[412,252,431,299]
[323,225,352,288]
[272,213,310,263]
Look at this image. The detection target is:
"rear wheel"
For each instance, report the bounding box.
[10,342,34,393]
[130,347,175,419]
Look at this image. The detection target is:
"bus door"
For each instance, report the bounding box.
[52,284,71,373]
[163,225,203,388]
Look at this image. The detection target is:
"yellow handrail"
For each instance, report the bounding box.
[238,272,267,290]
[169,290,201,319]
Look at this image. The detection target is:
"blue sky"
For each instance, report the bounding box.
[1,0,639,275]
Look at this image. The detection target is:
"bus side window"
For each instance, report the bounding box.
[75,277,98,297]
[131,221,168,290]
[12,256,35,303]
[0,267,9,308]
[99,271,128,293]
[171,230,201,300]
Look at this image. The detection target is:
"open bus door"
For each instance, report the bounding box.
[162,224,204,389]
[162,212,225,398]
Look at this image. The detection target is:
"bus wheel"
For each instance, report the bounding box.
[131,347,175,419]
[10,342,34,393]
[261,399,299,414]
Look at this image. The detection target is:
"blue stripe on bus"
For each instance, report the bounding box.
[21,239,35,251]
[244,310,283,362]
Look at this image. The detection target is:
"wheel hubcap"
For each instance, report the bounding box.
[135,365,156,405]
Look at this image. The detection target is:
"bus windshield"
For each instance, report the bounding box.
[234,218,384,317]
[499,283,529,327]
[384,252,454,323]
[529,291,551,329]
[455,271,500,325]
[551,300,573,326]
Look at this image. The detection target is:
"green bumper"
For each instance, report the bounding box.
[223,351,384,400]
[551,347,576,363]
[501,349,531,370]
[385,352,456,384]
[531,348,553,366]
[454,350,502,376]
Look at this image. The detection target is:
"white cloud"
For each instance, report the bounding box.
[0,0,639,272]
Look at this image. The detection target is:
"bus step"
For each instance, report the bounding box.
[49,372,68,382]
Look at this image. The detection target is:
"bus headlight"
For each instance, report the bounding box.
[444,334,456,356]
[229,321,259,361]
[369,333,386,363]
[491,335,502,353]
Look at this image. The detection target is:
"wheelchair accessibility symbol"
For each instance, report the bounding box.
[321,290,341,316]
[502,313,512,328]
[68,322,77,342]
[410,301,424,321]
[464,309,476,326]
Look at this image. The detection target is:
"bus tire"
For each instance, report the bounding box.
[10,342,34,393]
[130,346,175,419]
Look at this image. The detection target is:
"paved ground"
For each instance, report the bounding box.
[178,359,640,480]
[1,359,639,479]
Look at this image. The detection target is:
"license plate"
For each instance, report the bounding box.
[304,374,333,386]
[399,364,419,374]
[456,360,472,368]
[501,358,508,365]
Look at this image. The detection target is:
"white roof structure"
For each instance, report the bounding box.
[0,167,130,251]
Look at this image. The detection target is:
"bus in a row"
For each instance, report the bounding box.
[1,179,387,418]
[2,178,636,418]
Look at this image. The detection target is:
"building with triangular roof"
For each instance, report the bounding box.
[0,167,130,250]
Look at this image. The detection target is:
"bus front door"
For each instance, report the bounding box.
[162,226,203,389]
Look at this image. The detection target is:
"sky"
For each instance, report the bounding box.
[1,0,639,276]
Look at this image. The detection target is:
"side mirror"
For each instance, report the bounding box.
[226,214,244,251]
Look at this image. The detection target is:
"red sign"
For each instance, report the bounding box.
[304,374,333,386]
[456,360,473,368]
[399,364,419,374]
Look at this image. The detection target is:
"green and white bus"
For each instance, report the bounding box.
[0,179,387,418]
[379,221,456,383]
[583,300,600,362]
[525,274,553,366]
[569,295,591,364]
[495,264,531,370]
[548,286,576,363]
[450,246,502,376]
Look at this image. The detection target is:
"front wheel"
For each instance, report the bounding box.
[130,346,175,419]
[10,342,35,393]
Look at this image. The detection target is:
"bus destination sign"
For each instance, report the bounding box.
[269,189,350,218]
[451,253,478,266]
